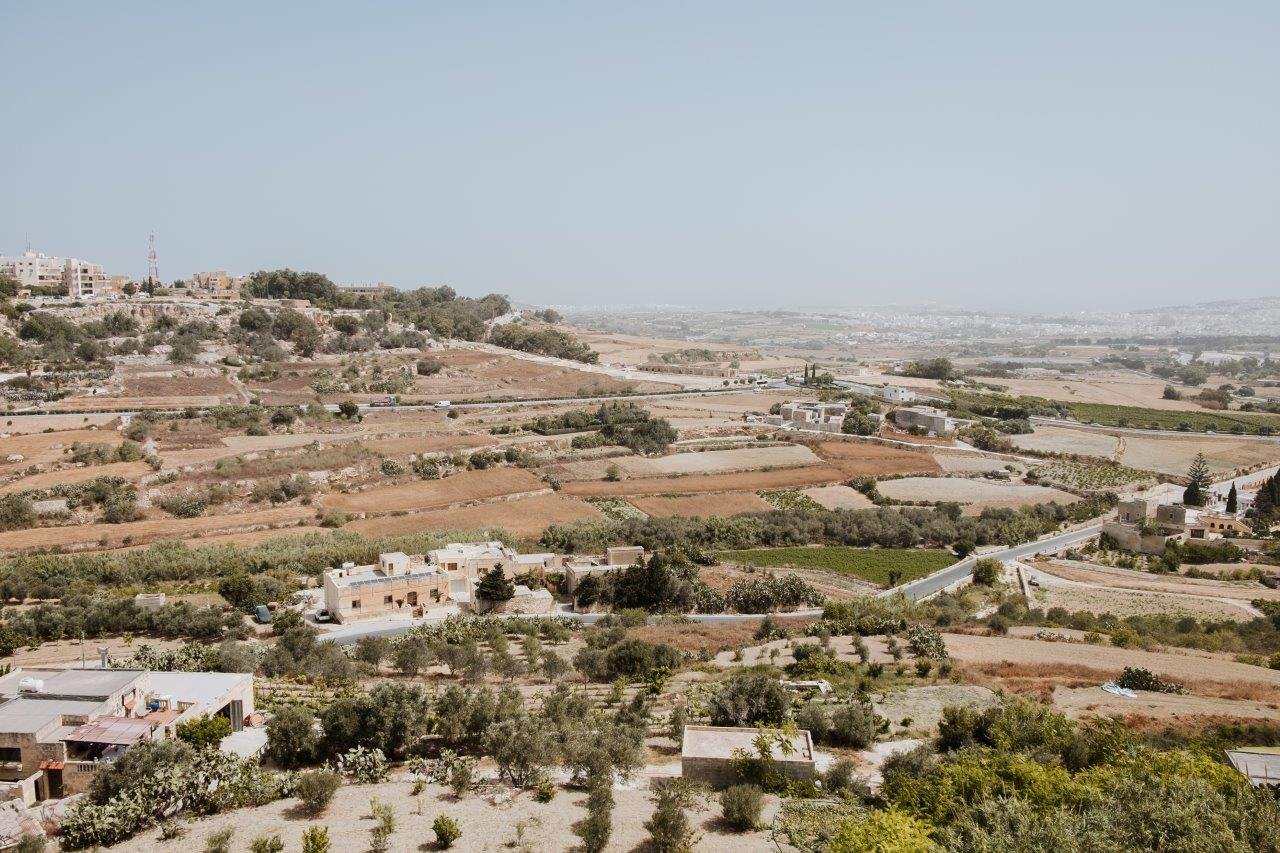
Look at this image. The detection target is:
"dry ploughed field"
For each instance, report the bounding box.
[321,467,545,513]
[560,464,846,497]
[811,440,942,477]
[0,506,315,553]
[628,491,773,518]
[343,493,603,539]
[876,477,1079,508]
[801,484,876,510]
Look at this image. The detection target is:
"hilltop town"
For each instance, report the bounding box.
[0,253,1275,850]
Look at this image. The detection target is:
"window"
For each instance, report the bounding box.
[383,595,393,605]
[351,599,361,609]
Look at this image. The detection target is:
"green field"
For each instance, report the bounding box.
[718,546,956,587]
[1063,402,1280,435]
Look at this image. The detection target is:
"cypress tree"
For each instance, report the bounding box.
[1226,483,1238,514]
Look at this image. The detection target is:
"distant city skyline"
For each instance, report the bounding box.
[2,2,1278,313]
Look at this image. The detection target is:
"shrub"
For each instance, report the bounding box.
[432,815,461,849]
[971,558,1001,586]
[205,828,235,853]
[295,769,342,815]
[339,746,390,783]
[300,826,331,853]
[1114,666,1186,695]
[250,835,284,853]
[176,714,233,749]
[830,701,878,749]
[721,784,764,831]
[709,674,790,727]
[645,785,696,851]
[535,778,558,802]
[828,807,933,853]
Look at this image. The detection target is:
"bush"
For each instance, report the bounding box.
[828,807,933,853]
[1114,666,1186,695]
[295,769,342,815]
[971,558,1001,586]
[721,784,764,831]
[205,828,235,853]
[250,835,284,853]
[644,785,696,851]
[432,814,461,849]
[176,714,232,749]
[709,674,790,727]
[300,826,331,853]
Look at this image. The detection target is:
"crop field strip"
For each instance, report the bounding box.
[717,546,957,587]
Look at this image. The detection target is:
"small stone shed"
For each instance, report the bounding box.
[680,725,815,788]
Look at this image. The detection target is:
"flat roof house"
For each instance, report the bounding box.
[681,725,815,788]
[0,668,254,803]
[323,552,453,624]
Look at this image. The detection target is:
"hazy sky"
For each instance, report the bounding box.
[3,3,1277,313]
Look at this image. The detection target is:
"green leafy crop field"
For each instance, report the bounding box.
[718,546,956,587]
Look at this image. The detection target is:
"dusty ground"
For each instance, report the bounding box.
[343,494,603,540]
[561,465,846,497]
[321,468,546,514]
[810,441,941,478]
[0,427,123,475]
[628,491,772,518]
[876,477,1078,509]
[874,369,1216,412]
[1053,685,1280,722]
[801,485,875,510]
[2,636,186,669]
[559,444,820,480]
[108,775,783,853]
[0,460,151,494]
[0,506,316,553]
[1030,582,1258,622]
[1035,558,1280,604]
[1012,424,1280,475]
[942,632,1280,699]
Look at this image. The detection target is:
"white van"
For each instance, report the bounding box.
[434,400,452,409]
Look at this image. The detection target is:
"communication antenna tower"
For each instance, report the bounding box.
[146,232,159,284]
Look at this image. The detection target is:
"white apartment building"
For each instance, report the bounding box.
[0,251,110,299]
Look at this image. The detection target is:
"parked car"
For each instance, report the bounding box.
[314,608,332,623]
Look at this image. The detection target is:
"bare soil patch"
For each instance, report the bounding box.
[802,485,876,510]
[561,465,846,497]
[629,491,772,518]
[322,468,546,513]
[811,441,941,477]
[1037,559,1280,603]
[0,506,315,552]
[942,632,1280,697]
[0,460,151,494]
[362,434,491,455]
[1052,685,1280,722]
[344,494,602,539]
[877,477,1078,509]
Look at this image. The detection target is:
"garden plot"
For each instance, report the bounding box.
[344,493,602,539]
[802,484,875,510]
[876,477,1078,509]
[812,441,941,477]
[629,491,772,518]
[321,467,545,513]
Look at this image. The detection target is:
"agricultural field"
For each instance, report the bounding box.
[809,440,942,477]
[560,464,846,497]
[876,477,1079,510]
[321,467,545,514]
[1013,423,1280,476]
[1062,401,1280,434]
[1026,458,1152,491]
[801,484,876,510]
[628,491,771,518]
[718,546,956,587]
[551,443,817,480]
[343,493,602,540]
